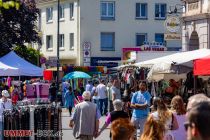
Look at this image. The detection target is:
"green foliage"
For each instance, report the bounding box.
[14,45,41,66]
[0,0,20,10]
[0,0,41,50]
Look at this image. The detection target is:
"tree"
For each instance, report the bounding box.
[14,45,41,66]
[0,0,41,52]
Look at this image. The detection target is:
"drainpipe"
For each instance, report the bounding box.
[77,0,81,66]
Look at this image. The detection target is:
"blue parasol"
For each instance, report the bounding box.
[63,71,91,80]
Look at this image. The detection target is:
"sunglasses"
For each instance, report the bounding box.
[184,121,192,131]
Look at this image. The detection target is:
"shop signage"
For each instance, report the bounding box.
[130,51,136,61]
[46,57,57,67]
[122,48,141,61]
[165,16,181,33]
[91,57,121,68]
[140,43,167,51]
[164,33,181,40]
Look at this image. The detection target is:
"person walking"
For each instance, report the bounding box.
[96,79,108,116]
[111,118,135,140]
[185,101,210,140]
[130,82,151,139]
[151,98,179,140]
[64,86,79,116]
[140,115,165,140]
[0,90,12,140]
[69,91,101,140]
[91,81,99,107]
[110,79,121,112]
[98,99,129,139]
[49,82,57,103]
[85,80,93,92]
[171,95,186,140]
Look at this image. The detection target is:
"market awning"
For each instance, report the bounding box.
[194,55,210,76]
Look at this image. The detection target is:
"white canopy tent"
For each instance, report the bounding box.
[134,49,210,68]
[134,49,210,81]
[0,62,19,76]
[0,51,43,76]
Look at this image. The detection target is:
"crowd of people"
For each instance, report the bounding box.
[66,78,210,140]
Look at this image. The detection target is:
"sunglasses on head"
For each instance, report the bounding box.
[184,121,192,131]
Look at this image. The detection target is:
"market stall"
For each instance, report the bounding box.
[194,55,210,76]
[0,51,43,76]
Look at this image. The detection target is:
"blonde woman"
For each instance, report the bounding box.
[151,98,179,140]
[140,115,165,140]
[171,95,186,140]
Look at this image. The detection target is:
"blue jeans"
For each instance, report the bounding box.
[93,99,99,107]
[99,98,108,115]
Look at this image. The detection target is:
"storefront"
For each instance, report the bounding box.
[91,57,121,68]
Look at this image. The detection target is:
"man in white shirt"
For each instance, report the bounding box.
[0,90,12,140]
[96,80,108,116]
[85,80,93,92]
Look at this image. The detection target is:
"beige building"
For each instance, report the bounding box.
[36,0,182,67]
[182,0,210,51]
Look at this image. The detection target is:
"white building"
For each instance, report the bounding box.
[36,0,182,67]
[182,0,210,51]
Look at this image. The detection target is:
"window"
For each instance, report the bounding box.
[155,33,164,43]
[101,1,115,20]
[59,34,64,48]
[101,32,115,51]
[46,7,53,22]
[59,5,65,19]
[136,3,147,19]
[70,3,74,19]
[46,35,53,49]
[136,33,147,46]
[70,33,74,50]
[155,4,166,19]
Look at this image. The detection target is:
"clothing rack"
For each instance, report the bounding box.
[3,104,62,140]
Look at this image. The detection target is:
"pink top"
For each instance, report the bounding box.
[171,113,187,140]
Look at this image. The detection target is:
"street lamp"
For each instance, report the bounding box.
[56,0,60,103]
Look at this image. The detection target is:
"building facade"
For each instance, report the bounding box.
[36,0,182,67]
[182,0,210,51]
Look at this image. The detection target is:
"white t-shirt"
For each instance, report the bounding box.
[96,84,107,99]
[111,86,121,100]
[91,87,98,100]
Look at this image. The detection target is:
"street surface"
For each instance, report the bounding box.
[62,108,110,140]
